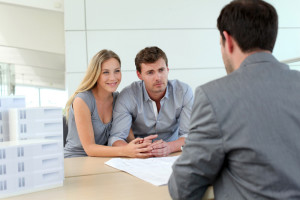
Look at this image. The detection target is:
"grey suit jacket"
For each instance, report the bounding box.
[168,52,300,200]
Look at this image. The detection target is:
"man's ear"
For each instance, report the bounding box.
[223,31,234,53]
[136,70,142,80]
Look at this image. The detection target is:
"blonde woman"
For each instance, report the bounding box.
[64,50,155,158]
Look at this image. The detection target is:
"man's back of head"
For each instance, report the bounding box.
[217,0,278,53]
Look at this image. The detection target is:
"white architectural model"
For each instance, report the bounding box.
[0,139,64,198]
[0,96,64,198]
[9,107,63,142]
[0,96,25,142]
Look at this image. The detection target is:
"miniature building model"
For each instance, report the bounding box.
[0,96,64,198]
[0,96,26,142]
[0,139,64,198]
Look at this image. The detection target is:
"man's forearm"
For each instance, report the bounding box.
[168,137,185,153]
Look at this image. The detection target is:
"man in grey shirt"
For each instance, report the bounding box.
[108,46,193,157]
[169,0,300,199]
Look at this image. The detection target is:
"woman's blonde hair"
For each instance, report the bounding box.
[64,49,121,120]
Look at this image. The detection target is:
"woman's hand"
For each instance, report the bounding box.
[122,138,153,158]
[139,134,158,144]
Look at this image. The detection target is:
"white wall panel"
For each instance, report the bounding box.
[14,64,65,89]
[66,73,85,97]
[0,3,64,54]
[85,0,300,29]
[0,0,64,12]
[117,70,140,92]
[273,29,300,61]
[0,46,64,69]
[290,66,300,71]
[267,0,300,27]
[65,31,87,73]
[168,68,226,92]
[87,29,223,70]
[85,0,231,29]
[64,0,86,30]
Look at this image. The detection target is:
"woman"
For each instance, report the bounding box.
[64,50,154,158]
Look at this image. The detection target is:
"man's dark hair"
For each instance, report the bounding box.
[135,46,168,73]
[217,0,278,53]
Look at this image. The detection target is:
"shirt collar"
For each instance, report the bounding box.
[142,81,170,102]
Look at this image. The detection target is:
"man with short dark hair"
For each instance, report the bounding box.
[168,0,300,199]
[108,46,193,157]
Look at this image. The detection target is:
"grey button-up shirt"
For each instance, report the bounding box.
[108,79,193,146]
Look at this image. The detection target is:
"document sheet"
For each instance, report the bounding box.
[105,156,179,186]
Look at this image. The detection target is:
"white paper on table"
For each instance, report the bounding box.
[105,156,179,186]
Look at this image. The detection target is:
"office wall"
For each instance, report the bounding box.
[0,3,65,89]
[65,0,300,97]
